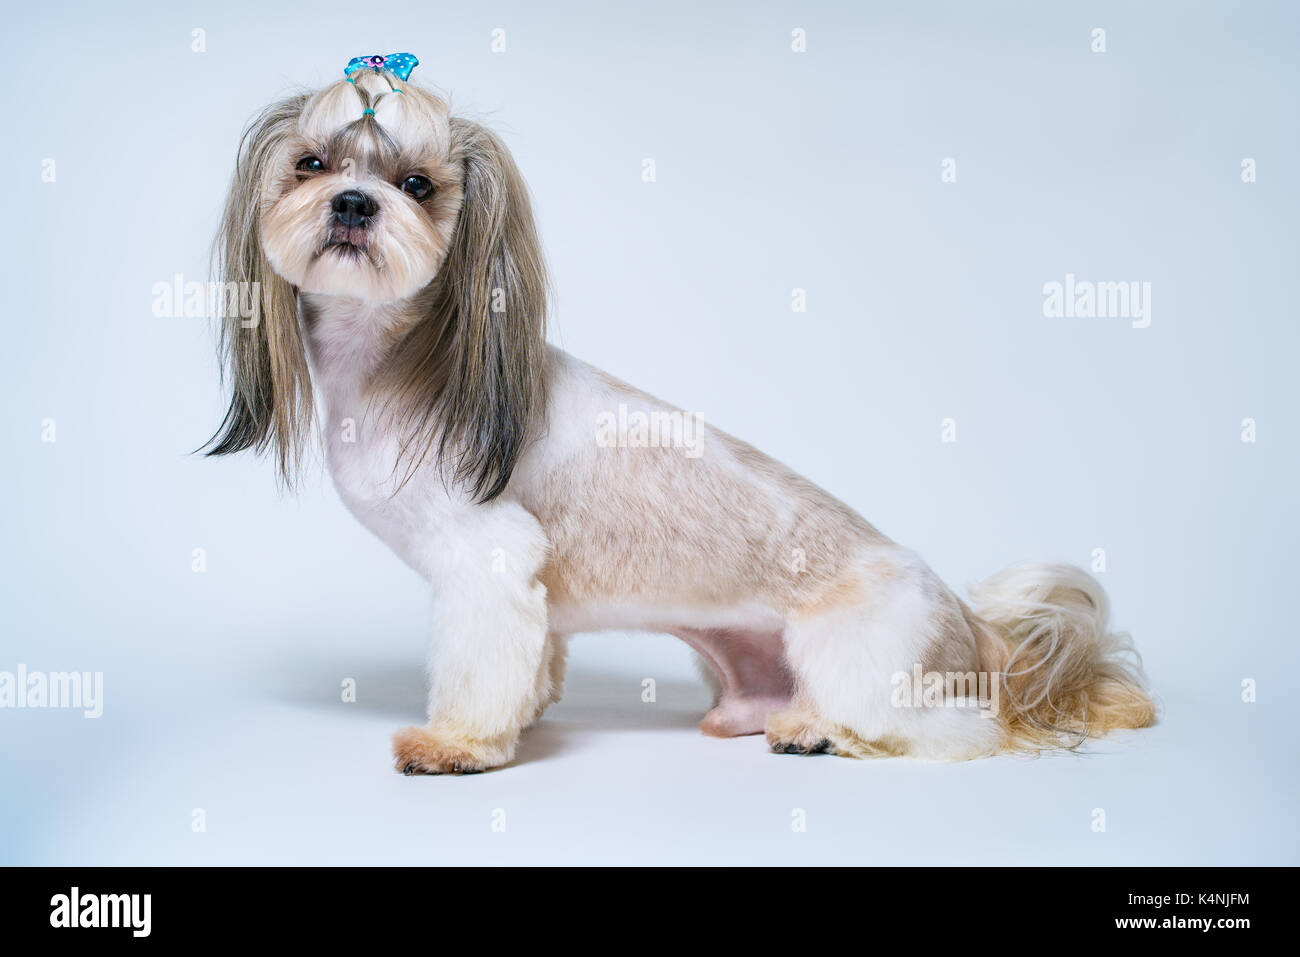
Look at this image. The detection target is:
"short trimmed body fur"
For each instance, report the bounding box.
[209,66,1155,773]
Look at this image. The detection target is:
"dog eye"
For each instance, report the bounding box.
[295,156,325,173]
[401,175,434,200]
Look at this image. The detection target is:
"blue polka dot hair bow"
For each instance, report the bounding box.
[344,53,420,81]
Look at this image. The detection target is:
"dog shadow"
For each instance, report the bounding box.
[269,655,713,767]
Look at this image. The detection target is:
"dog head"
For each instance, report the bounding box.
[206,59,547,502]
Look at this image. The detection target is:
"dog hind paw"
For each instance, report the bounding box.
[764,709,840,756]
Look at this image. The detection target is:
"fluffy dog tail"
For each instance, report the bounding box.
[966,563,1156,751]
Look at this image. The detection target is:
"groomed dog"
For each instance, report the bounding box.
[207,54,1155,774]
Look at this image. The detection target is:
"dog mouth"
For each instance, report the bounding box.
[318,223,373,259]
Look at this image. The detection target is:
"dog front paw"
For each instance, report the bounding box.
[391,725,510,775]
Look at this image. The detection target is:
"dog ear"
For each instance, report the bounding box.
[204,96,314,485]
[386,116,549,503]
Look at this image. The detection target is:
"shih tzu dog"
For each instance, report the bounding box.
[207,54,1154,774]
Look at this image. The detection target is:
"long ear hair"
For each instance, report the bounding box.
[380,116,549,503]
[204,95,315,485]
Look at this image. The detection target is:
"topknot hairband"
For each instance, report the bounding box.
[344,53,420,82]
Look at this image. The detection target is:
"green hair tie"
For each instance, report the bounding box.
[362,108,375,116]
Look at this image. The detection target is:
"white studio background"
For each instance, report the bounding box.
[1,0,1296,864]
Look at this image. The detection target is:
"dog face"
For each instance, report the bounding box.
[208,65,550,502]
[258,72,463,303]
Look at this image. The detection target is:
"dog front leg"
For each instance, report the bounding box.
[392,511,550,775]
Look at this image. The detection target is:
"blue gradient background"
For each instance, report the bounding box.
[1,0,1296,864]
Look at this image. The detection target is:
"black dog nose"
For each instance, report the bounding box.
[331,190,377,227]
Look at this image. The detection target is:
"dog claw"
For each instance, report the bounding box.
[401,761,484,775]
[771,738,832,755]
